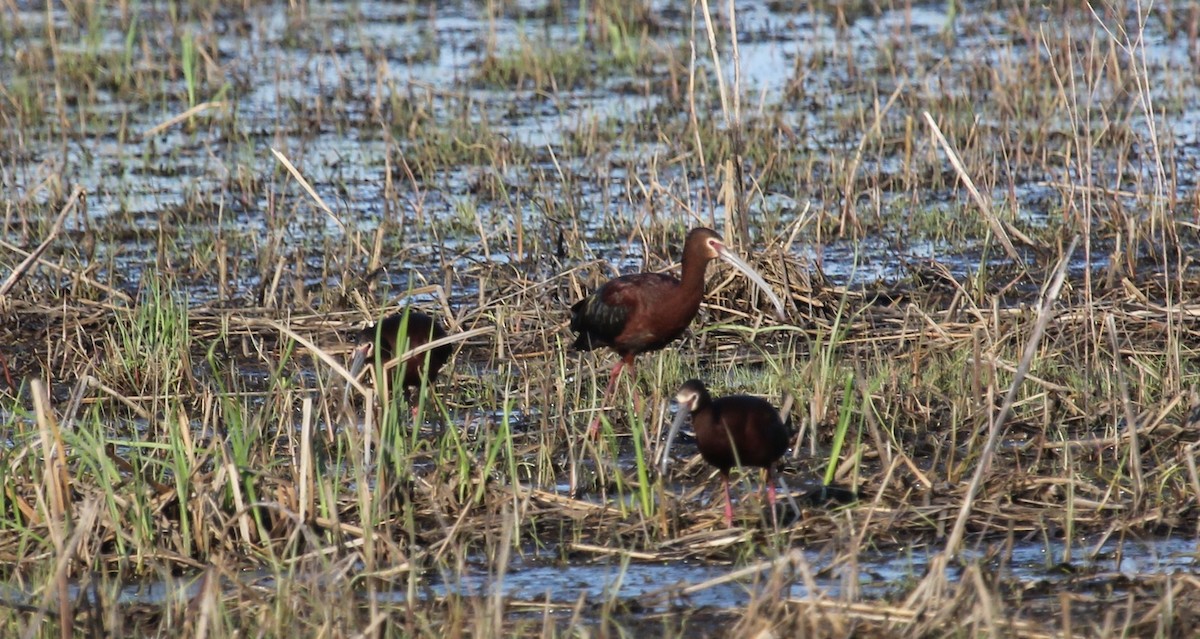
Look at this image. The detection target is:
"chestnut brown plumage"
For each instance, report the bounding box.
[347,309,452,404]
[570,228,786,434]
[661,379,791,527]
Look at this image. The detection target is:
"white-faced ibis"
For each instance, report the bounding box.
[570,228,787,435]
[660,379,790,527]
[347,309,452,405]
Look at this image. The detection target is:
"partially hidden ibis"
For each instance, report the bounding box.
[347,309,453,406]
[660,379,791,527]
[570,228,786,434]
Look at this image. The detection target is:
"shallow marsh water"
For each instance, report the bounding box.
[12,0,1197,295]
[13,536,1194,619]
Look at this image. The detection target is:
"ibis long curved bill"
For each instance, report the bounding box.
[712,245,788,321]
[570,228,789,437]
[658,379,791,527]
[340,309,453,407]
[341,341,374,403]
[660,403,692,475]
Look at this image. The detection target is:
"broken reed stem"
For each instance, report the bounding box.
[1106,313,1144,503]
[642,548,809,606]
[26,383,102,639]
[696,0,729,128]
[32,380,70,523]
[0,186,84,298]
[219,442,254,547]
[25,499,101,639]
[300,396,314,523]
[943,236,1078,558]
[922,111,1025,268]
[30,380,69,639]
[142,101,225,138]
[269,147,370,259]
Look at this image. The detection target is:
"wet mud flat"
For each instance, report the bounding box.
[4,0,1200,636]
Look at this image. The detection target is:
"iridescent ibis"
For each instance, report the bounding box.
[570,228,787,435]
[660,379,791,527]
[347,309,452,405]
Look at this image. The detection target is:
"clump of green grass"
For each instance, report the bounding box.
[477,41,599,92]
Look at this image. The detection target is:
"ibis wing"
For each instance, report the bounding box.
[570,273,668,350]
[570,289,629,349]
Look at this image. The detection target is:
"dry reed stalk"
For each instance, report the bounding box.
[269,147,366,255]
[922,112,1025,267]
[1106,314,1145,503]
[944,236,1077,558]
[788,597,917,624]
[0,238,134,303]
[840,78,909,236]
[15,476,103,638]
[29,380,69,639]
[190,566,220,639]
[217,443,254,547]
[567,543,659,561]
[82,374,153,421]
[299,396,314,522]
[0,186,82,299]
[142,101,226,138]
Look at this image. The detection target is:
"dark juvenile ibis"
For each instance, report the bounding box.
[570,228,786,434]
[347,309,452,405]
[660,379,791,527]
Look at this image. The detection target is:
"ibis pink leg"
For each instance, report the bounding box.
[588,358,634,437]
[722,472,734,527]
[766,469,779,529]
[0,352,12,389]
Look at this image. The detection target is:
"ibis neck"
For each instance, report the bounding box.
[678,250,712,299]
